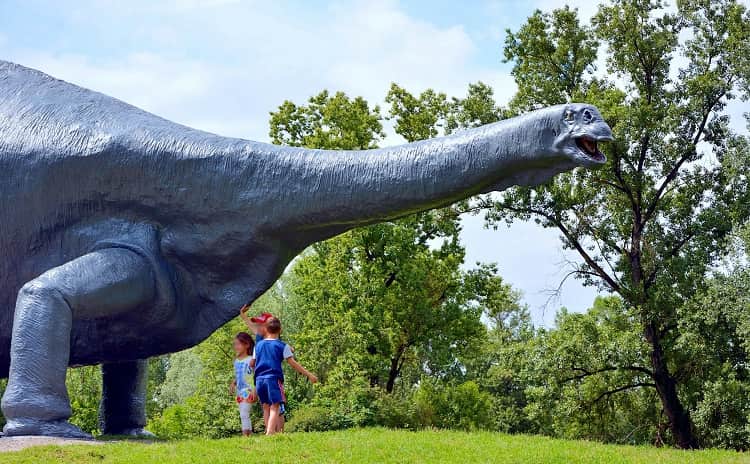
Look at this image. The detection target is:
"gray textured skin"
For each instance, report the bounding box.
[0,60,612,438]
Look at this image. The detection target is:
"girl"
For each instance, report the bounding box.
[230,332,256,436]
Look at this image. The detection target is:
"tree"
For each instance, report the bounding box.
[269,90,385,150]
[385,83,449,141]
[287,215,489,395]
[492,1,750,448]
[528,297,662,444]
[503,6,598,111]
[445,82,508,133]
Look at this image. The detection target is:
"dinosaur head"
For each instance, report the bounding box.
[550,103,613,167]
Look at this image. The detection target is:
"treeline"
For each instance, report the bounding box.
[2,0,750,450]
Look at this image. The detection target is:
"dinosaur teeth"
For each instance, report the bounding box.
[575,137,601,158]
[582,138,597,154]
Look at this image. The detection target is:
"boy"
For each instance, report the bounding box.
[252,315,317,435]
[240,306,290,430]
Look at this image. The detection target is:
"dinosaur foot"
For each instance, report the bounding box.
[2,419,93,439]
[103,427,155,438]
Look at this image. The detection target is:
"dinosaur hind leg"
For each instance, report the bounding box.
[99,359,153,437]
[1,248,156,438]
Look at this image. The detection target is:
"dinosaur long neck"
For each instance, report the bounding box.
[245,106,564,245]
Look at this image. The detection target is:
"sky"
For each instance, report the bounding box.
[2,0,748,326]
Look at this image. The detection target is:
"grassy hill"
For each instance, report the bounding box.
[3,428,749,464]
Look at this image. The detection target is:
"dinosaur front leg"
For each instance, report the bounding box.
[1,248,155,438]
[99,359,153,437]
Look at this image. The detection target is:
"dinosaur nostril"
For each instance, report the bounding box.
[582,109,593,123]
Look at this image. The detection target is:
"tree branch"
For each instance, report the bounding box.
[642,91,727,226]
[592,382,656,404]
[501,205,622,293]
[563,365,653,382]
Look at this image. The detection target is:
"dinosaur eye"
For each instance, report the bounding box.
[582,109,593,123]
[564,110,575,123]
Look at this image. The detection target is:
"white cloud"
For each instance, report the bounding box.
[5,0,514,143]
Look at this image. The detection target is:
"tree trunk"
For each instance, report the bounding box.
[644,323,697,449]
[386,356,400,394]
[386,344,407,394]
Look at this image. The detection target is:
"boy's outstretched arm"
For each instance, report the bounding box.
[239,304,259,334]
[287,357,318,384]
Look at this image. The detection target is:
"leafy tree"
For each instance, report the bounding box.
[385,83,449,141]
[155,350,203,410]
[503,6,598,111]
[287,216,486,394]
[528,297,662,444]
[492,0,750,448]
[269,90,385,149]
[66,366,102,434]
[445,82,508,133]
[386,81,506,139]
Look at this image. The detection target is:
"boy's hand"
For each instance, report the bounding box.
[308,374,318,384]
[240,304,251,315]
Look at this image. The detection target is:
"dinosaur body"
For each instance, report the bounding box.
[0,60,611,437]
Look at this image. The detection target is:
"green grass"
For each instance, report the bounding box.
[3,428,749,464]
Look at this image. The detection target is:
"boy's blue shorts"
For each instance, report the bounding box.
[256,377,286,406]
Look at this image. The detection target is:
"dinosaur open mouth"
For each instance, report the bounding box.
[575,136,605,162]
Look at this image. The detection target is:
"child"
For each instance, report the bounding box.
[253,316,317,435]
[239,306,290,431]
[230,332,256,436]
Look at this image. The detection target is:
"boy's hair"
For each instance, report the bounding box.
[266,317,282,334]
[235,332,255,355]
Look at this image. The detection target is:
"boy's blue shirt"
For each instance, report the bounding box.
[254,338,293,380]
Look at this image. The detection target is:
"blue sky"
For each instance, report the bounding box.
[2,0,748,326]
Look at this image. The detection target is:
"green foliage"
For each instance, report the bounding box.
[445,82,507,133]
[155,350,202,410]
[503,6,598,111]
[386,83,449,141]
[524,298,661,445]
[66,366,102,435]
[691,370,750,450]
[413,378,494,431]
[269,90,385,149]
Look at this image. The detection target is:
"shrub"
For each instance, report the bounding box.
[413,378,494,431]
[66,366,102,435]
[285,405,339,432]
[372,391,416,429]
[693,372,750,450]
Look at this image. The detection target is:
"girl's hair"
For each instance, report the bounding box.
[235,332,255,356]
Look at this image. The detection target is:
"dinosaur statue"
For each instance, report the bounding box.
[0,60,612,438]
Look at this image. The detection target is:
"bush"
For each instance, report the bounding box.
[149,373,252,438]
[286,377,376,432]
[285,405,339,432]
[413,378,494,431]
[66,366,102,435]
[372,391,416,429]
[693,371,750,450]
